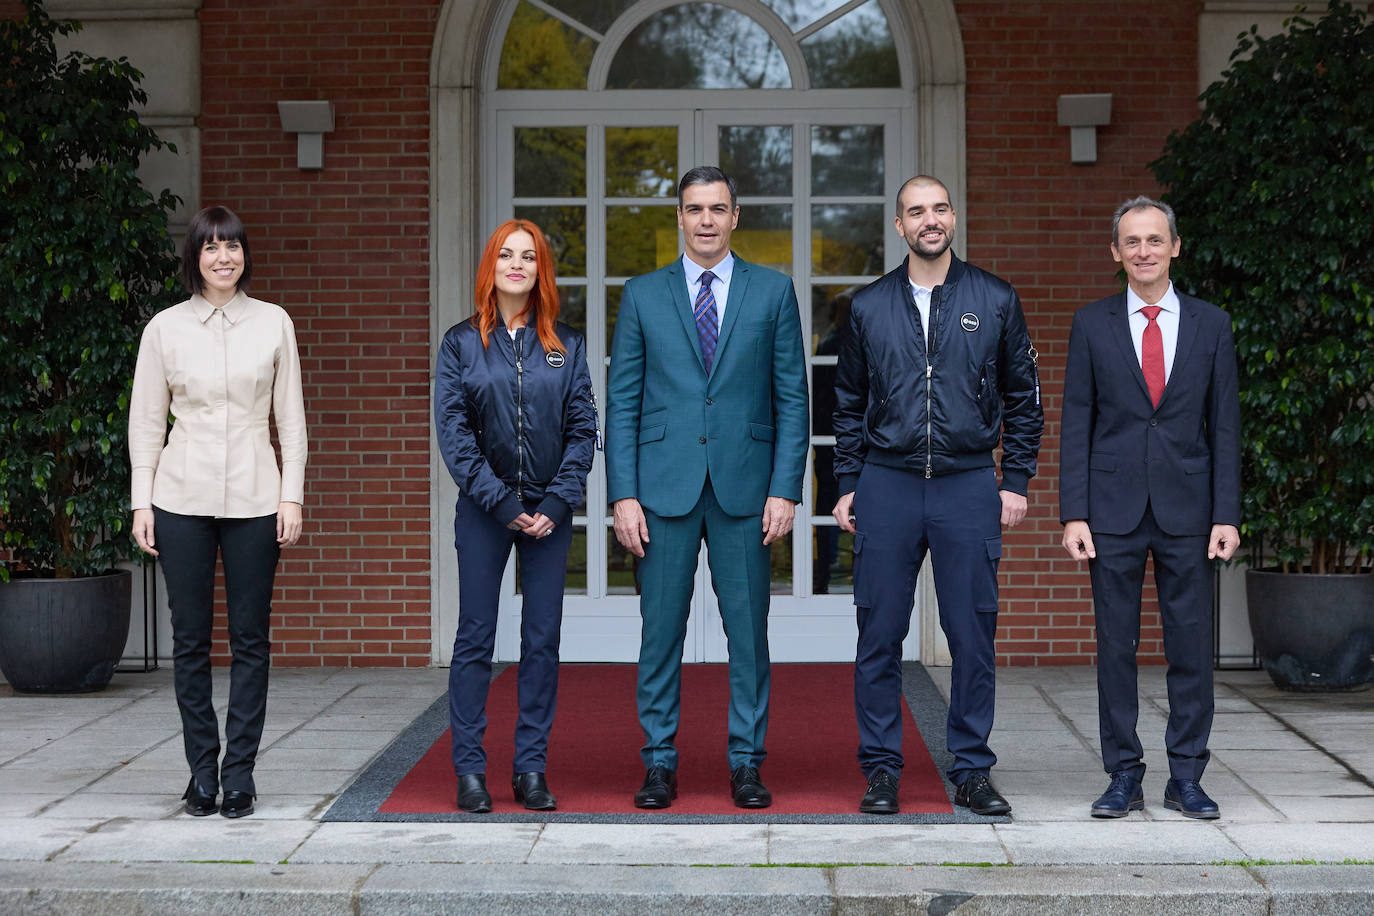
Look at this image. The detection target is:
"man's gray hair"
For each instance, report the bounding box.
[1112,196,1178,246]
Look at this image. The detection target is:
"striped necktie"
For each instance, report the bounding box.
[694,270,719,373]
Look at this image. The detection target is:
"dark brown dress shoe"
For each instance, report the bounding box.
[634,765,677,809]
[182,777,218,816]
[457,773,492,813]
[729,765,772,809]
[512,772,556,811]
[859,767,900,814]
[219,790,254,818]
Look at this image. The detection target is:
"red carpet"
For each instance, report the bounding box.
[381,663,952,815]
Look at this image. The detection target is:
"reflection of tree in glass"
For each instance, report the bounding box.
[813,205,885,276]
[515,126,586,198]
[607,206,678,277]
[499,2,596,89]
[721,126,792,197]
[801,1,900,89]
[606,127,677,198]
[811,125,883,196]
[607,3,790,89]
[758,0,853,31]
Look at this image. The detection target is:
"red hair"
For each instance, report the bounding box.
[474,219,565,354]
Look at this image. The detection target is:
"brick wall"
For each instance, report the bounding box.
[199,0,442,665]
[957,0,1203,664]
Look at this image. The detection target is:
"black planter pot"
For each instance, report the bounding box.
[1246,569,1374,691]
[0,570,132,693]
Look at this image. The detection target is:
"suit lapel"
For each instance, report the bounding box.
[1106,292,1153,404]
[1160,295,1202,408]
[712,256,750,377]
[664,258,706,373]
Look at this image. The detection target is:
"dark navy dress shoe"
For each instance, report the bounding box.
[1091,771,1144,818]
[457,773,492,813]
[1164,778,1220,819]
[181,777,218,816]
[512,772,557,811]
[859,768,900,815]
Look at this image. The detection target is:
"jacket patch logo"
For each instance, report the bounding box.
[960,313,980,332]
[545,351,565,368]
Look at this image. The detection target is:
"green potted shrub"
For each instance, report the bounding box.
[1150,0,1374,690]
[0,0,182,692]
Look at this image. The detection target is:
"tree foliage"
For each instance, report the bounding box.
[0,0,182,579]
[1150,1,1374,575]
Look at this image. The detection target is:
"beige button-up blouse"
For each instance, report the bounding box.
[129,292,307,517]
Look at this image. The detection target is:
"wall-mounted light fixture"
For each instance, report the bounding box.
[277,100,335,170]
[1056,94,1112,164]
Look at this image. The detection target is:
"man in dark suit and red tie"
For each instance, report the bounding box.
[1060,196,1241,820]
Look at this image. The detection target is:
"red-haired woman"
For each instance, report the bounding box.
[434,220,597,813]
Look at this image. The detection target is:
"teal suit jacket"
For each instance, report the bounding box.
[606,254,809,518]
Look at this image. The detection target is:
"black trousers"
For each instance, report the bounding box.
[154,507,279,795]
[1090,504,1214,782]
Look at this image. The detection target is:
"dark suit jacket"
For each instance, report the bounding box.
[1059,290,1241,537]
[605,254,809,518]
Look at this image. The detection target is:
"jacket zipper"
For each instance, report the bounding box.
[925,288,940,479]
[514,329,525,500]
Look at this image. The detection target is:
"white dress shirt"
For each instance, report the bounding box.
[129,292,308,517]
[683,253,735,327]
[1126,282,1180,383]
[908,279,933,342]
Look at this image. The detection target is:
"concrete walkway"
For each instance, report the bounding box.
[1,664,1371,913]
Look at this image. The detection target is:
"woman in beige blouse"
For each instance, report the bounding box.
[129,206,307,819]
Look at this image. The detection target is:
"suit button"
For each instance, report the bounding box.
[706,398,714,405]
[1150,418,1158,427]
[699,436,707,444]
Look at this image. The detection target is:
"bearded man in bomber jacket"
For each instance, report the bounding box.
[832,176,1043,816]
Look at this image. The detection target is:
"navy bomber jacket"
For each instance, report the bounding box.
[832,255,1043,495]
[434,318,598,526]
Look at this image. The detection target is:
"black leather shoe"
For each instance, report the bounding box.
[954,773,1011,816]
[729,765,772,809]
[1164,778,1220,819]
[457,773,492,813]
[634,765,677,809]
[181,777,218,816]
[512,772,557,811]
[1091,771,1144,818]
[219,790,254,818]
[859,768,900,814]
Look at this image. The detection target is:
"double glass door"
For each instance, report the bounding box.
[473,104,917,663]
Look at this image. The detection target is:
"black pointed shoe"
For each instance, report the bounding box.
[181,777,218,816]
[729,765,772,809]
[1090,772,1144,818]
[219,790,255,818]
[1163,778,1220,819]
[457,773,492,813]
[859,768,900,814]
[954,773,1011,816]
[512,772,557,811]
[633,765,678,809]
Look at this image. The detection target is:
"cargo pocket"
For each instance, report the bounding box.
[974,535,1002,612]
[851,531,871,608]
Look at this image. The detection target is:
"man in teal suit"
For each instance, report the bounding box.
[606,166,809,809]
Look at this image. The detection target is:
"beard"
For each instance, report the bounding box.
[905,228,952,261]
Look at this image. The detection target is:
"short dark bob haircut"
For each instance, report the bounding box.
[181,205,253,294]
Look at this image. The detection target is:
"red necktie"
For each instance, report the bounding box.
[1140,305,1165,408]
